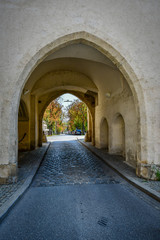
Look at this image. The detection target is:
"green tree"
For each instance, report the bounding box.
[67,99,87,134]
[43,99,64,134]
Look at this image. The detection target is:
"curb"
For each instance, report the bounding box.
[0,142,51,223]
[78,139,160,203]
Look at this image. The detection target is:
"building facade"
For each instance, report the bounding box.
[0,0,160,182]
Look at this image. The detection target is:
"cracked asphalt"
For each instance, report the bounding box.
[0,137,160,240]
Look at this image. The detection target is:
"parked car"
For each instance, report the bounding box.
[75,129,81,135]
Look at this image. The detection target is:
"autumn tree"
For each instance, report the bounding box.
[67,99,87,134]
[43,99,64,134]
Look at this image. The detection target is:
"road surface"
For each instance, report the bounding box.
[0,135,160,240]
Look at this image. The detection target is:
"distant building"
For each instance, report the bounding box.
[42,121,49,135]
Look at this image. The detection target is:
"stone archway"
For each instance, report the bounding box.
[0,31,149,182]
[38,90,96,147]
[14,32,146,171]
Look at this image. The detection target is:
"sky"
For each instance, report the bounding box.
[57,94,79,122]
[58,93,78,110]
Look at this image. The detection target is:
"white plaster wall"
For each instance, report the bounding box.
[95,79,137,167]
[0,0,160,171]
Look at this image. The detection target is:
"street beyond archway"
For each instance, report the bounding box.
[0,136,159,240]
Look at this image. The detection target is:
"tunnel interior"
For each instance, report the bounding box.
[18,43,137,168]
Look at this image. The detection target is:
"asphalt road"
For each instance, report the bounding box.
[0,136,160,240]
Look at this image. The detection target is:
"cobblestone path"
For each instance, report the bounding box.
[32,141,121,187]
[0,144,48,208]
[1,140,160,240]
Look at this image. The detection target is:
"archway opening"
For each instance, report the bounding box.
[100,118,109,150]
[18,41,137,167]
[111,114,125,156]
[14,36,140,183]
[42,93,89,143]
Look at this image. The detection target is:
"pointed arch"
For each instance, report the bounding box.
[1,31,149,181]
[15,31,146,163]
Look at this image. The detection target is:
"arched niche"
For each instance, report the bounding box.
[111,114,125,156]
[100,117,109,150]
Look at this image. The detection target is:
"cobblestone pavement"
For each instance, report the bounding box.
[32,141,121,187]
[81,140,160,194]
[32,139,160,210]
[0,144,48,209]
[0,139,160,240]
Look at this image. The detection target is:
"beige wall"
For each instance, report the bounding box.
[18,121,29,151]
[95,77,137,167]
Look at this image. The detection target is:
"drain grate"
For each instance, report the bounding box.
[97,217,108,227]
